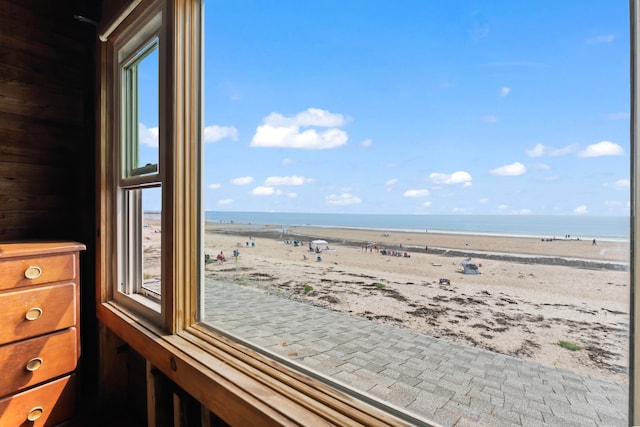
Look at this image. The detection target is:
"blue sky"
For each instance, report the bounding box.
[141,1,630,216]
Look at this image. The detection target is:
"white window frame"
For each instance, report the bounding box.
[109,0,168,326]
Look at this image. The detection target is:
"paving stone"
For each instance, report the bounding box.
[541,412,594,427]
[519,414,546,427]
[207,281,628,426]
[382,382,420,407]
[597,412,628,426]
[475,412,522,427]
[432,406,462,426]
[491,406,524,424]
[442,400,482,422]
[483,385,504,399]
[505,402,544,422]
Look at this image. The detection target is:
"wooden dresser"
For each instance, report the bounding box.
[0,242,85,426]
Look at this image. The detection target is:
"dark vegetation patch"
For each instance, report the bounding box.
[319,295,340,304]
[249,272,276,280]
[407,306,447,319]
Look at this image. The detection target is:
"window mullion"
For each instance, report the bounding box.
[164,0,202,333]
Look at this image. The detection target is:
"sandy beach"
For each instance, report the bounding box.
[137,220,631,384]
[196,222,630,384]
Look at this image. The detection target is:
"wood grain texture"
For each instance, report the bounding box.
[0,283,77,344]
[0,327,77,396]
[0,0,94,242]
[0,374,76,426]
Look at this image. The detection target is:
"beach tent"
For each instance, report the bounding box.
[461,259,480,274]
[310,240,328,250]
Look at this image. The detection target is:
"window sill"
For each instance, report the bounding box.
[97,301,419,426]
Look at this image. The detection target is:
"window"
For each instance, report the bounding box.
[98,1,636,426]
[199,1,631,425]
[111,3,165,323]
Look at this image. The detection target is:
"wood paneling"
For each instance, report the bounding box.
[0,1,99,422]
[0,0,97,242]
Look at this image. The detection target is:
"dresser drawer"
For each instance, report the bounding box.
[0,328,77,397]
[0,283,76,345]
[0,253,77,291]
[0,374,76,427]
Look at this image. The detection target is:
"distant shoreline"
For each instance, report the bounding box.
[204,220,629,242]
[206,222,629,270]
[201,211,630,241]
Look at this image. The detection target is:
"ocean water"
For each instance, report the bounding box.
[204,211,630,241]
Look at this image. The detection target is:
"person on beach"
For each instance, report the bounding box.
[593,238,597,245]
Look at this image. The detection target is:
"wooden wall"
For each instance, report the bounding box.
[0,0,100,418]
[0,0,97,242]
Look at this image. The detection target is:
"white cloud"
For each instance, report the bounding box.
[218,199,234,205]
[526,143,577,157]
[250,108,348,149]
[263,176,309,186]
[500,87,511,97]
[403,189,430,198]
[574,205,589,214]
[526,144,545,158]
[139,123,159,147]
[479,198,489,204]
[615,179,630,189]
[361,138,373,148]
[579,141,624,158]
[430,171,473,185]
[586,34,615,44]
[203,125,238,143]
[251,186,282,196]
[385,178,398,186]
[292,108,347,127]
[287,192,297,198]
[490,162,527,176]
[422,201,432,208]
[231,176,254,185]
[517,209,532,215]
[326,193,361,206]
[481,114,499,123]
[498,204,508,210]
[208,183,221,190]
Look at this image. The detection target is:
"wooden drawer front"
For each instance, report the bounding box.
[0,374,75,427]
[0,254,76,291]
[0,283,76,345]
[0,328,77,397]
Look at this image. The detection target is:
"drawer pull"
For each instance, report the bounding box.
[25,307,43,321]
[24,265,43,279]
[26,357,43,371]
[27,407,44,422]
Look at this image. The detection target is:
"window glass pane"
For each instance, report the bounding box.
[142,187,162,300]
[119,186,162,305]
[200,2,630,424]
[122,39,159,178]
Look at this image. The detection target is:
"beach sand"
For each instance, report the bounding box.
[140,221,630,383]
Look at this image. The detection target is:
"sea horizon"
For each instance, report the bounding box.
[200,211,630,242]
